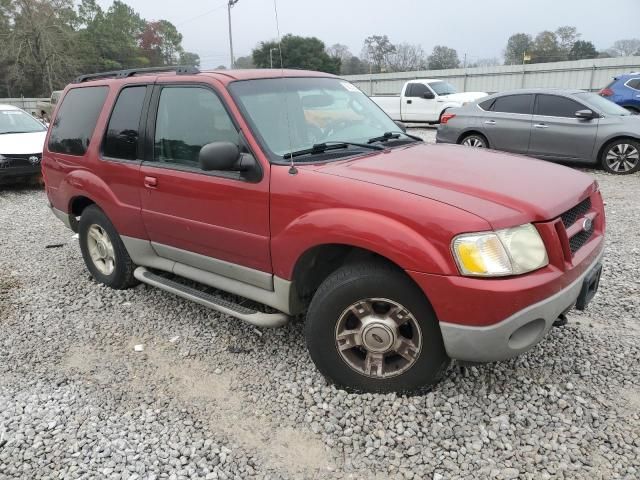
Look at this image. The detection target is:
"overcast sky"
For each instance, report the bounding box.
[97,0,639,69]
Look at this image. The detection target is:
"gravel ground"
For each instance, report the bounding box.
[1,132,639,479]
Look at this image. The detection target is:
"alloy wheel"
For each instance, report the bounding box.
[605,143,639,173]
[462,136,486,148]
[86,224,116,276]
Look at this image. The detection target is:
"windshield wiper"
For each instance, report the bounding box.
[283,141,384,160]
[0,131,29,135]
[367,131,424,144]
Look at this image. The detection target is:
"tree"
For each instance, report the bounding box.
[608,39,640,57]
[568,40,597,61]
[530,31,563,63]
[252,34,340,74]
[555,26,580,56]
[362,35,396,73]
[468,57,501,68]
[139,20,184,66]
[234,55,254,69]
[341,56,369,75]
[387,43,427,72]
[427,45,460,70]
[504,33,533,65]
[179,51,200,67]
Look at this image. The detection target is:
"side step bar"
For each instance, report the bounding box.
[134,267,289,328]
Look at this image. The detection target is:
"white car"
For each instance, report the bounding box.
[370,79,487,124]
[0,104,48,185]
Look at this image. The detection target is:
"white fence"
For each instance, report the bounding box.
[0,98,49,115]
[343,56,640,95]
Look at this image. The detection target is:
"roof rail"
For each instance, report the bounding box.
[73,65,200,83]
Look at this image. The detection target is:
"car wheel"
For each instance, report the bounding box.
[305,261,450,394]
[460,133,489,148]
[601,139,640,175]
[623,107,639,115]
[78,205,138,289]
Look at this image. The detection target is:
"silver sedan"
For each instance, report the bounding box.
[436,88,640,174]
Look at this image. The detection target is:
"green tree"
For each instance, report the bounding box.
[504,33,533,65]
[252,35,340,73]
[427,45,460,70]
[362,35,396,73]
[139,20,184,66]
[568,40,598,61]
[341,56,369,75]
[234,55,254,69]
[530,31,563,63]
[555,26,579,56]
[179,51,200,67]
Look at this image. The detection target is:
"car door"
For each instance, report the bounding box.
[481,94,533,153]
[528,94,599,161]
[138,82,273,286]
[402,83,437,122]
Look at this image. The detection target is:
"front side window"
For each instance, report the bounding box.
[154,87,238,167]
[492,95,533,115]
[577,92,630,116]
[428,81,457,96]
[0,109,46,134]
[406,83,431,98]
[229,77,402,159]
[48,86,108,156]
[103,86,147,160]
[534,95,584,118]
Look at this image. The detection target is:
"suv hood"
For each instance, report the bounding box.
[314,144,597,229]
[0,131,47,155]
[441,92,487,103]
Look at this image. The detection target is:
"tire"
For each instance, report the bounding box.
[459,133,489,148]
[78,205,138,289]
[305,261,450,394]
[600,138,640,175]
[623,106,639,115]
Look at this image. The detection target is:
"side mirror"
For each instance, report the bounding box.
[423,91,435,100]
[395,121,407,132]
[199,142,240,171]
[575,109,598,120]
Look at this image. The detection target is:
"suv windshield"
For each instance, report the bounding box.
[577,92,631,116]
[428,81,457,96]
[229,77,404,160]
[0,109,46,134]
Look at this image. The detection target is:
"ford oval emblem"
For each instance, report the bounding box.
[29,156,40,165]
[582,217,593,232]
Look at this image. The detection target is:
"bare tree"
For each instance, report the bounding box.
[608,39,640,57]
[362,35,396,73]
[386,43,427,72]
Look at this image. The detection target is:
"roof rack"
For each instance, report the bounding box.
[73,65,200,83]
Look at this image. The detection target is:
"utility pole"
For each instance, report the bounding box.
[227,0,239,68]
[270,48,278,68]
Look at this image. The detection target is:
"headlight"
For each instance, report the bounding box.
[452,224,548,277]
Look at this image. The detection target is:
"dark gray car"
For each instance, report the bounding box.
[436,88,640,174]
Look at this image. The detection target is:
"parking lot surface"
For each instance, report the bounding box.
[0,130,638,479]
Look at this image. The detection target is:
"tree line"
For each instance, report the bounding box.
[0,0,200,97]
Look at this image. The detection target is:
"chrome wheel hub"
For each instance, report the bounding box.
[87,224,115,276]
[462,137,485,148]
[606,143,639,173]
[335,298,422,379]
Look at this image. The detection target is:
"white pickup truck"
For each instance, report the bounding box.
[370,79,487,124]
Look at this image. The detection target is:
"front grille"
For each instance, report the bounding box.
[0,153,41,169]
[569,226,594,254]
[560,197,591,229]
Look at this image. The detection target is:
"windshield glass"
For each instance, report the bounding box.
[229,77,402,160]
[576,92,631,116]
[0,109,47,134]
[428,81,457,96]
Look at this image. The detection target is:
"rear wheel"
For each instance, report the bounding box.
[623,106,639,115]
[600,139,640,175]
[460,133,489,148]
[78,205,138,289]
[305,261,450,394]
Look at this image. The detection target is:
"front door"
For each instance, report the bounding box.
[403,83,437,122]
[139,83,272,281]
[528,94,599,161]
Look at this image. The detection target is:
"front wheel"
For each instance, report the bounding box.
[305,262,450,394]
[600,139,640,175]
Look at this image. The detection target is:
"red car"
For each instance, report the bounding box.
[43,67,605,394]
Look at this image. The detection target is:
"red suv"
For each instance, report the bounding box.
[43,67,605,393]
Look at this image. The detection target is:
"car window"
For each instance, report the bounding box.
[154,87,239,168]
[48,86,108,156]
[534,95,585,118]
[491,95,533,114]
[479,98,496,111]
[103,86,147,161]
[428,81,457,96]
[0,109,46,134]
[626,78,640,90]
[406,83,430,98]
[576,92,630,116]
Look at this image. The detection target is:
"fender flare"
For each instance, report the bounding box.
[271,208,455,280]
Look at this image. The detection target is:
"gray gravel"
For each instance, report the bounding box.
[1,134,639,479]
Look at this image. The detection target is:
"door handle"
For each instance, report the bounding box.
[407,100,412,104]
[484,120,496,125]
[533,123,549,129]
[144,176,158,188]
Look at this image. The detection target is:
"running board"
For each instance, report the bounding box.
[134,267,289,328]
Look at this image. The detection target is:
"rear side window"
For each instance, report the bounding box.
[626,78,640,90]
[479,98,495,111]
[535,95,584,118]
[491,95,533,114]
[103,86,147,160]
[48,86,108,156]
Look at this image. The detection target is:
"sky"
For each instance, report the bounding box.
[97,0,639,69]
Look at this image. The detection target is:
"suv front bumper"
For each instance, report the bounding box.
[436,251,603,362]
